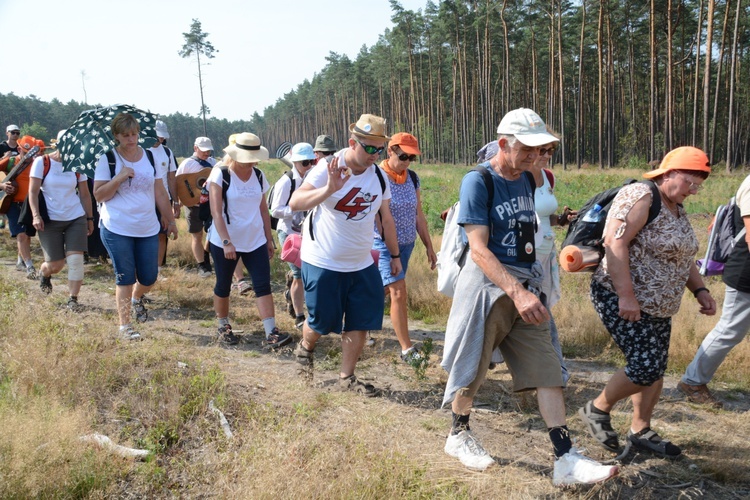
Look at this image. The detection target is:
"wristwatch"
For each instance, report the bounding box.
[222,239,231,246]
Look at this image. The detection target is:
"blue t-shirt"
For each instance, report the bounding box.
[457,163,536,268]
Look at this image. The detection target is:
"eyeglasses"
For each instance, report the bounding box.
[396,152,417,162]
[677,173,704,192]
[300,159,317,167]
[539,146,557,156]
[9,131,20,135]
[356,139,385,155]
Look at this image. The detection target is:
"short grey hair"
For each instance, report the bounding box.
[498,134,517,148]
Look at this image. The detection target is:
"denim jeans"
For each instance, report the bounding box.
[100,225,158,286]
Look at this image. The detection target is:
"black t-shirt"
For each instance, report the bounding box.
[0,141,20,158]
[722,206,750,292]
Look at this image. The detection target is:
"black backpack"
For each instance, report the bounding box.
[199,165,263,225]
[267,170,295,230]
[562,179,661,256]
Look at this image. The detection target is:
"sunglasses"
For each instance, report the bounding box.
[356,139,385,155]
[300,159,317,167]
[676,172,704,192]
[9,131,20,135]
[396,152,417,162]
[539,146,557,156]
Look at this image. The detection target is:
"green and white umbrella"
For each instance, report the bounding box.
[59,104,159,177]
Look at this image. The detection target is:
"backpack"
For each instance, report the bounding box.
[436,166,496,298]
[698,197,745,276]
[561,179,661,260]
[199,165,263,225]
[267,170,295,230]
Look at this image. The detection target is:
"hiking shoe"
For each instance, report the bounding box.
[552,448,619,486]
[119,326,142,341]
[218,324,240,345]
[237,278,252,296]
[39,274,52,294]
[339,374,382,397]
[26,265,37,280]
[578,400,620,452]
[444,430,495,471]
[197,262,212,278]
[132,299,148,323]
[266,328,292,349]
[677,381,723,408]
[66,296,81,312]
[628,428,681,458]
[401,346,423,364]
[16,262,25,271]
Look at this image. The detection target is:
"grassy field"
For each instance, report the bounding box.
[1,160,749,497]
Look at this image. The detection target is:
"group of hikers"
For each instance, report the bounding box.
[1,106,746,486]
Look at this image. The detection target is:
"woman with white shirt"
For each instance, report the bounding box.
[29,130,94,311]
[207,132,291,349]
[93,113,177,341]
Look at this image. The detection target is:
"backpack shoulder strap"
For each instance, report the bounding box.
[643,180,662,225]
[144,149,156,173]
[42,154,51,179]
[374,165,386,195]
[543,168,555,189]
[220,166,232,224]
[105,150,116,179]
[408,168,419,188]
[475,166,495,208]
[285,170,295,204]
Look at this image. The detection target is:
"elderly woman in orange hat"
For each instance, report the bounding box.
[578,146,717,458]
[375,132,437,362]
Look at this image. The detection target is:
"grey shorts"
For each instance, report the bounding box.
[37,216,88,262]
[458,294,563,398]
[185,205,203,233]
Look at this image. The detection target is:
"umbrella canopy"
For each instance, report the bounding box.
[59,104,159,177]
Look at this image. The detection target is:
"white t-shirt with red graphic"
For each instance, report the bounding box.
[301,150,391,272]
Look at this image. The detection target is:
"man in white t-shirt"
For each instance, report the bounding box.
[289,114,402,396]
[176,137,216,277]
[150,120,178,269]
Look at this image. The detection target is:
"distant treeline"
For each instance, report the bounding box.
[0,92,258,160]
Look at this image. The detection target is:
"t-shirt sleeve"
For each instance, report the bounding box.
[735,175,750,216]
[458,170,491,227]
[94,154,112,181]
[29,156,44,179]
[304,162,328,189]
[206,166,222,187]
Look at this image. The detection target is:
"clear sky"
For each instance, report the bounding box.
[1,0,428,122]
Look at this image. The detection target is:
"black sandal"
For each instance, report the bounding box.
[578,400,620,452]
[628,428,681,458]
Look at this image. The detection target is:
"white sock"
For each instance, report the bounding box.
[262,317,276,337]
[119,324,131,331]
[131,297,141,304]
[218,317,230,327]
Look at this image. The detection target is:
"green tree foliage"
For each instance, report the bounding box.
[250,0,750,169]
[21,122,49,143]
[179,19,218,137]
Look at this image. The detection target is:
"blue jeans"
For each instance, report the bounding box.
[100,225,158,286]
[374,238,415,286]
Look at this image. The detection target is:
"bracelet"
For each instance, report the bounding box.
[391,253,400,259]
[86,217,94,221]
[692,287,709,298]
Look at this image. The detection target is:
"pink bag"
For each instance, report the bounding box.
[281,233,380,268]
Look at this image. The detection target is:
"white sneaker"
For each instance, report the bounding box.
[444,430,495,471]
[552,448,618,486]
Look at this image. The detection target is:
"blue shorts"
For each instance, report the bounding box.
[100,225,159,286]
[278,230,301,279]
[7,202,28,237]
[374,238,415,286]
[301,262,384,334]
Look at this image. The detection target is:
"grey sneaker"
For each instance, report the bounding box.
[15,262,25,272]
[197,262,212,278]
[26,265,37,280]
[400,346,423,364]
[132,299,148,323]
[39,274,52,294]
